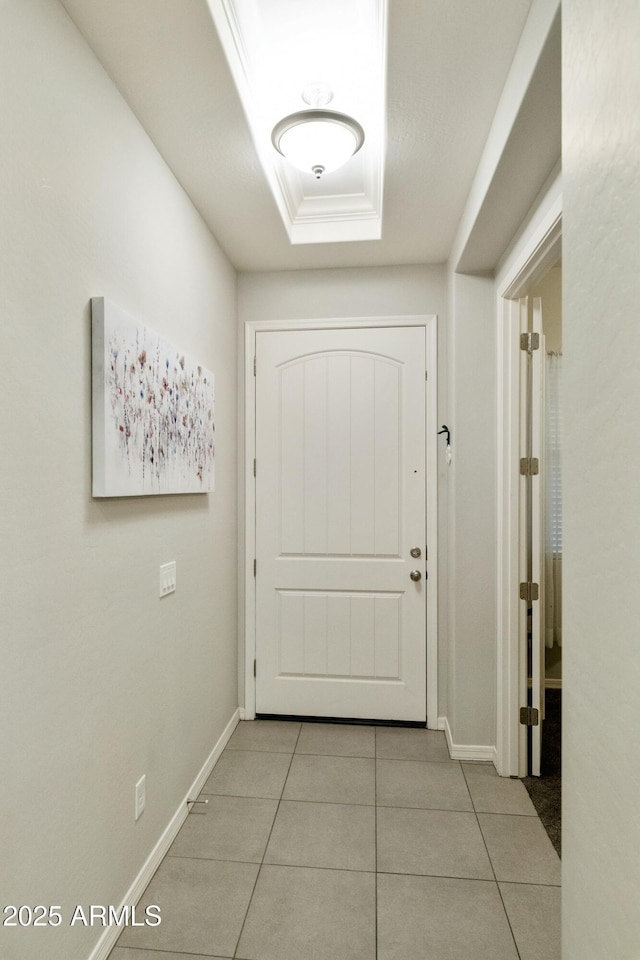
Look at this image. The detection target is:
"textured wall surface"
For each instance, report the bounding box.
[0,2,237,958]
[563,1,640,956]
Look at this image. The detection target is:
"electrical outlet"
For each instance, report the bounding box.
[135,775,146,821]
[159,561,176,597]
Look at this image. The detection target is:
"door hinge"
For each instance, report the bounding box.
[520,332,540,352]
[253,558,257,578]
[253,458,256,477]
[520,706,540,726]
[520,457,539,476]
[519,581,539,601]
[253,356,256,376]
[253,659,257,678]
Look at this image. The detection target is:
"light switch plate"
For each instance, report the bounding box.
[159,561,176,597]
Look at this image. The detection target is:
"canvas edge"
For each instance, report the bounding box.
[90,296,107,498]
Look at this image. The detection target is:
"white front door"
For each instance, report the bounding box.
[254,326,427,722]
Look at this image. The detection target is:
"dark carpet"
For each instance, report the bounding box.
[522,689,561,856]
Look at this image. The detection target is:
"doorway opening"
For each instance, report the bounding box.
[242,316,439,728]
[495,202,561,762]
[496,191,562,852]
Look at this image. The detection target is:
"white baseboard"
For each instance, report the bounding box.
[239,706,247,720]
[88,708,240,960]
[441,716,497,763]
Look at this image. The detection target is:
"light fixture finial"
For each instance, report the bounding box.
[302,82,334,108]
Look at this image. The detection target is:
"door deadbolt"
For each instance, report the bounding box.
[410,570,422,582]
[410,547,422,558]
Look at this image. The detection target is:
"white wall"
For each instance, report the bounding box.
[443,0,561,757]
[0,3,237,959]
[563,1,640,956]
[237,265,449,716]
[238,265,446,323]
[445,271,497,749]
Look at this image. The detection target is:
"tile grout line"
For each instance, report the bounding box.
[473,810,544,819]
[374,726,378,960]
[218,747,456,764]
[155,853,559,888]
[112,944,209,957]
[460,762,523,960]
[153,853,556,887]
[496,878,561,888]
[199,792,481,815]
[231,724,304,960]
[198,793,375,807]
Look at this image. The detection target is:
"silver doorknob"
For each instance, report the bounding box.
[410,570,422,582]
[410,547,422,558]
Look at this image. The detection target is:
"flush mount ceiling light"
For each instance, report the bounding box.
[271,109,365,179]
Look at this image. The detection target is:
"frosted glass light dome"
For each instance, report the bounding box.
[272,110,365,179]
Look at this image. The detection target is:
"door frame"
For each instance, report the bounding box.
[243,315,439,727]
[495,197,561,777]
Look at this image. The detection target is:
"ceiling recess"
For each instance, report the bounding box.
[206,0,387,245]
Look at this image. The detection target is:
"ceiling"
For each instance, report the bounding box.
[207,0,389,247]
[59,0,542,273]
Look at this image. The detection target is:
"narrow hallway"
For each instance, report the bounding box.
[110,721,560,960]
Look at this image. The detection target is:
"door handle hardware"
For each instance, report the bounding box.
[410,547,422,558]
[410,570,422,582]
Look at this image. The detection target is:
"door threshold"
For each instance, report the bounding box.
[256,713,426,728]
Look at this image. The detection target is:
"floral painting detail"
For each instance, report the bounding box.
[91,297,215,496]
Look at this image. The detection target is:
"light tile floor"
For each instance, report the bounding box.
[110,721,560,960]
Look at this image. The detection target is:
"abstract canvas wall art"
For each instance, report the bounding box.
[91,297,215,497]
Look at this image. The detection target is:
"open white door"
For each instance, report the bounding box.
[519,298,545,776]
[254,325,427,722]
[518,298,529,778]
[531,297,545,776]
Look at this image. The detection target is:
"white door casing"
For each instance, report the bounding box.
[495,191,561,777]
[246,320,436,723]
